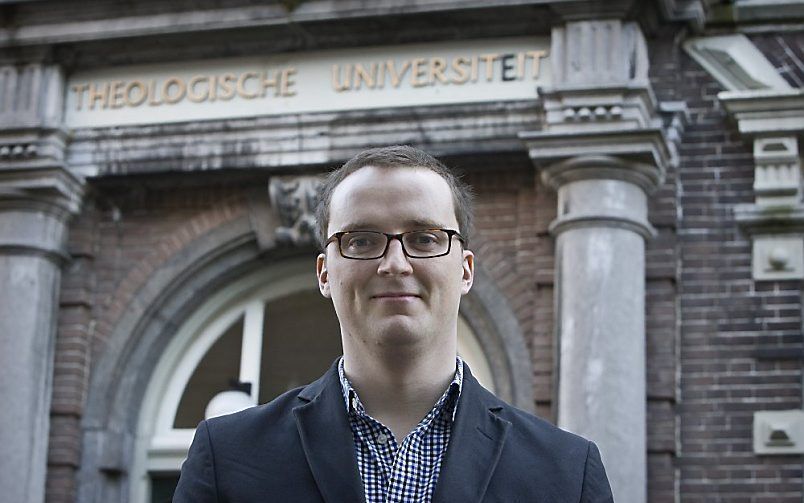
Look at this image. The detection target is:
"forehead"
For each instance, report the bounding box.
[328,166,458,233]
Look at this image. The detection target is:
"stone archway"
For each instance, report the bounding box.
[77,215,534,502]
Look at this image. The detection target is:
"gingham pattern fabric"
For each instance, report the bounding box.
[338,356,463,503]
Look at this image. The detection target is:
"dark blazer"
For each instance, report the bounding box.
[174,361,613,502]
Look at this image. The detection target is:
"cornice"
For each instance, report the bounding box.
[0,0,564,48]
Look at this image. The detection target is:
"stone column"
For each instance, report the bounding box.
[0,62,84,503]
[520,18,674,502]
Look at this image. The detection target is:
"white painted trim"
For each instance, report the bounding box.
[457,315,495,392]
[683,34,791,91]
[133,259,316,502]
[240,300,266,404]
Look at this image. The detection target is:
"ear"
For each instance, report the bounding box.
[316,253,331,298]
[461,249,474,295]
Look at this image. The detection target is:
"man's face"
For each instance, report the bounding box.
[316,166,474,357]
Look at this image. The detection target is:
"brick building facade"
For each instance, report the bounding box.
[0,1,802,502]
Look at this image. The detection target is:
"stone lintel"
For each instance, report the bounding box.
[735,204,804,235]
[719,89,804,136]
[67,101,539,177]
[519,128,669,192]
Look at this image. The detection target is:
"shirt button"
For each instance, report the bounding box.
[376,433,388,445]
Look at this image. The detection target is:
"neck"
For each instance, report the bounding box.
[342,341,457,440]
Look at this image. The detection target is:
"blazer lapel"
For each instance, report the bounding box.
[432,367,511,503]
[293,362,366,503]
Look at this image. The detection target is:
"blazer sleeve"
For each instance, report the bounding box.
[580,441,614,503]
[173,420,218,503]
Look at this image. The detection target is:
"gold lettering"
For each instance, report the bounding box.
[261,71,278,97]
[429,57,448,85]
[410,58,428,87]
[88,82,109,110]
[386,60,410,88]
[209,76,217,102]
[125,80,147,107]
[450,57,470,85]
[517,52,526,80]
[72,83,89,110]
[148,80,163,106]
[280,68,297,97]
[162,77,186,104]
[219,73,236,100]
[237,71,259,99]
[331,64,351,92]
[109,81,126,109]
[377,62,386,89]
[187,75,209,103]
[527,50,548,79]
[479,53,500,82]
[354,63,377,90]
[471,56,478,83]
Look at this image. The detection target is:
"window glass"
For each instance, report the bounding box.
[173,316,244,428]
[258,290,341,403]
[149,472,179,503]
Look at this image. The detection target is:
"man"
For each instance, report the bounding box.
[174,145,613,502]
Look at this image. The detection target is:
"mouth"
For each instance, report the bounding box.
[371,292,421,300]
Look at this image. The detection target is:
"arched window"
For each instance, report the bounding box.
[133,259,495,502]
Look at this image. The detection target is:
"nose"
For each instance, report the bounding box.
[377,237,413,276]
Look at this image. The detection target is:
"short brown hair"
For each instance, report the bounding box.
[315,145,474,249]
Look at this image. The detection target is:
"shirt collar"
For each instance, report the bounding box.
[338,355,464,422]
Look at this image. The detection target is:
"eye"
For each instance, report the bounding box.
[405,231,443,251]
[413,233,438,245]
[344,232,381,250]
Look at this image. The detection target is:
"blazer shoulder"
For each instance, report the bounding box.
[204,362,339,441]
[473,382,590,462]
[202,388,307,453]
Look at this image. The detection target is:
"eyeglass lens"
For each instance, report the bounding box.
[340,230,451,259]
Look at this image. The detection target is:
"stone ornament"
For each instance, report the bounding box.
[268,176,323,246]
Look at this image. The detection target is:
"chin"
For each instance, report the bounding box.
[371,319,424,347]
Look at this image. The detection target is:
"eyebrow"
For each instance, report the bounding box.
[340,219,446,232]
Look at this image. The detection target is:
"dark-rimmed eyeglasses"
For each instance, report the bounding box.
[326,229,465,260]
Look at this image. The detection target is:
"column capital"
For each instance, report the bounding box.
[520,17,675,197]
[520,129,669,194]
[0,166,85,262]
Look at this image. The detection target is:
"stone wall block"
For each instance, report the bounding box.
[0,63,64,130]
[551,20,649,88]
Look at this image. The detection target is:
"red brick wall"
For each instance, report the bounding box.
[650,31,804,502]
[47,178,250,502]
[467,165,557,419]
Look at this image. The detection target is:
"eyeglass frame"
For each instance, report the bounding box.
[325,228,466,260]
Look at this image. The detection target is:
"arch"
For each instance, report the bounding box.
[461,266,535,412]
[77,215,534,502]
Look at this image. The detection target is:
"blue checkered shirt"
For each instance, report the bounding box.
[338,357,463,503]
